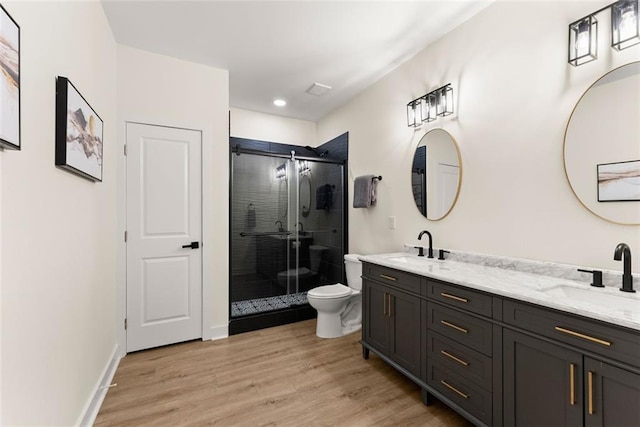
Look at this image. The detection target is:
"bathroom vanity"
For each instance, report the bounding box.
[359,253,640,427]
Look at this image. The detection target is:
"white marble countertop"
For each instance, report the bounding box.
[359,252,640,331]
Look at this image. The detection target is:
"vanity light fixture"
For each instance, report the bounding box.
[612,0,640,50]
[436,84,454,117]
[406,84,453,127]
[569,15,598,66]
[407,98,422,127]
[275,164,286,180]
[569,0,639,66]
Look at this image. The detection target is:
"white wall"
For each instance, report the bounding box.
[116,45,229,343]
[230,107,315,146]
[0,1,118,425]
[317,1,640,272]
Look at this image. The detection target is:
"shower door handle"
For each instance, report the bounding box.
[182,241,200,249]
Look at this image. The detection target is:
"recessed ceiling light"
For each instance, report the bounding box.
[273,99,287,107]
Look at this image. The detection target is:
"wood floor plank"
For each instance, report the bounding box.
[95,320,472,426]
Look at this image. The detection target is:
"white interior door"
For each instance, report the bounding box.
[126,123,202,352]
[435,163,460,218]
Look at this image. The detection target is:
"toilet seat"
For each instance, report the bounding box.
[307,283,352,299]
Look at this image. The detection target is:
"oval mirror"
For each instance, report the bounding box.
[299,174,311,217]
[278,177,288,219]
[564,62,640,225]
[411,128,462,220]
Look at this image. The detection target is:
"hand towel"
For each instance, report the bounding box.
[353,175,376,208]
[316,184,333,211]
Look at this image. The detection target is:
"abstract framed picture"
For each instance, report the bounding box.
[55,77,103,182]
[0,3,20,150]
[597,160,640,202]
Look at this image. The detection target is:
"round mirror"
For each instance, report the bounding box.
[411,128,462,220]
[564,62,640,225]
[299,174,311,217]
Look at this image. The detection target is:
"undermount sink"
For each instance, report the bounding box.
[544,285,640,312]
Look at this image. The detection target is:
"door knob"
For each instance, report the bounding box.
[181,241,200,249]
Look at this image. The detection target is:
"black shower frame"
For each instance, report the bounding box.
[228,137,349,334]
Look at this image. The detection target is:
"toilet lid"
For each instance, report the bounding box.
[308,283,352,299]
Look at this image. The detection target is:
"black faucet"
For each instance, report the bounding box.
[274,220,283,232]
[296,222,304,234]
[614,243,635,293]
[418,230,434,258]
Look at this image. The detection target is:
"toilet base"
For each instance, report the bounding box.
[315,313,362,338]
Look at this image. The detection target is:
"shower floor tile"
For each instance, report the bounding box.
[231,292,308,318]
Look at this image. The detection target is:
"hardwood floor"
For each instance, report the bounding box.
[95,320,472,426]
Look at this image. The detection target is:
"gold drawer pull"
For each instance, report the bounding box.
[554,327,611,347]
[441,320,469,334]
[441,380,469,399]
[441,350,469,366]
[569,363,576,405]
[588,371,594,415]
[380,274,397,281]
[440,292,468,303]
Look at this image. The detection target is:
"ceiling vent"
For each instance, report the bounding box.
[306,82,332,96]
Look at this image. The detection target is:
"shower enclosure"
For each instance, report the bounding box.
[229,144,345,333]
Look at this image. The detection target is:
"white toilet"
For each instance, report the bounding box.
[307,254,362,338]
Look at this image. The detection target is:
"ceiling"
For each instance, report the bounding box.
[101,1,492,122]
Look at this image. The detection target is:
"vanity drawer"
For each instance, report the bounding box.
[428,303,493,356]
[427,330,492,391]
[503,300,640,368]
[427,361,492,426]
[427,280,492,317]
[363,263,423,295]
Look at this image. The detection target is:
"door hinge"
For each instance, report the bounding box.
[124,144,127,156]
[124,318,128,330]
[124,231,128,242]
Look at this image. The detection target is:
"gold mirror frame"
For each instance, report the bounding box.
[563,61,640,225]
[411,128,463,221]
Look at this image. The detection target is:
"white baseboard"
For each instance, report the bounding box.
[209,324,229,341]
[76,344,121,427]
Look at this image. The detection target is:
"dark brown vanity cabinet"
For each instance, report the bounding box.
[362,264,423,379]
[361,262,640,427]
[503,300,640,427]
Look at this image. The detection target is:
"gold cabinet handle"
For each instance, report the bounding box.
[440,292,468,303]
[569,363,576,405]
[383,293,387,316]
[588,371,594,415]
[441,320,468,334]
[380,274,397,281]
[555,326,612,347]
[441,350,469,367]
[441,380,469,399]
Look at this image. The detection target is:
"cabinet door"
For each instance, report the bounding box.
[584,357,640,427]
[364,280,390,354]
[389,289,422,377]
[504,329,583,427]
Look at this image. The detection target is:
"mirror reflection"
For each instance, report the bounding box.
[411,128,462,220]
[564,61,640,224]
[299,174,311,217]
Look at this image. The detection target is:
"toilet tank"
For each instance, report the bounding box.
[344,254,362,291]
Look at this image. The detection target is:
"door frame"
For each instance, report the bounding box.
[117,119,216,356]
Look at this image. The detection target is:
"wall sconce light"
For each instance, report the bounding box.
[407,99,421,127]
[406,84,453,127]
[612,0,640,50]
[436,84,454,117]
[569,0,639,66]
[275,163,286,180]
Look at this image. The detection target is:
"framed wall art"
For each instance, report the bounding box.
[0,3,20,150]
[55,76,103,182]
[597,160,640,202]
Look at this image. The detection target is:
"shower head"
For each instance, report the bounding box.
[304,146,328,158]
